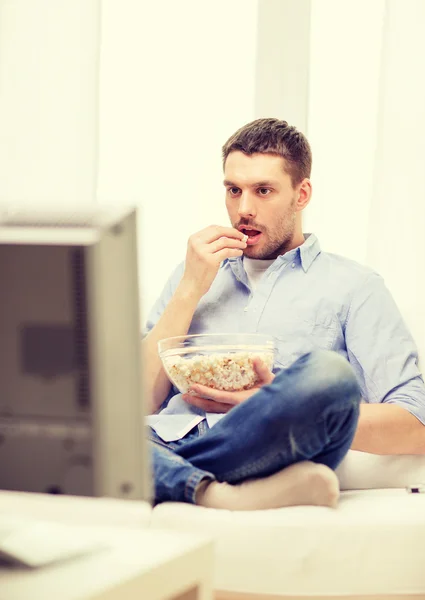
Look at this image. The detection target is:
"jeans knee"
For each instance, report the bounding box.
[306,350,361,404]
[278,350,361,413]
[305,349,356,381]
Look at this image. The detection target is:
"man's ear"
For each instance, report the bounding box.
[295,178,312,211]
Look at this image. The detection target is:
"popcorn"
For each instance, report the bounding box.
[162,351,274,393]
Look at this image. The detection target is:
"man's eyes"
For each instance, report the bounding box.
[227,187,272,196]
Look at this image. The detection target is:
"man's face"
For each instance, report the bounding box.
[224,151,301,259]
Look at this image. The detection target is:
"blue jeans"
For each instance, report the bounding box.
[149,350,361,505]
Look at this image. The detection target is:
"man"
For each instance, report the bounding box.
[143,118,425,510]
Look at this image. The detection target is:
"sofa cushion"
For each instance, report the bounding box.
[151,489,425,596]
[336,450,425,490]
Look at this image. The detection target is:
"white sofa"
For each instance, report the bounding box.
[151,451,425,599]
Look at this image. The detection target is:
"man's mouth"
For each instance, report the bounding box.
[238,226,263,246]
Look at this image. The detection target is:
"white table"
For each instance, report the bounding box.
[0,493,214,600]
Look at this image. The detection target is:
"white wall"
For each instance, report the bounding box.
[254,0,311,130]
[97,0,259,319]
[0,0,99,205]
[305,0,386,264]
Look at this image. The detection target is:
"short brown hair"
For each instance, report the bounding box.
[222,118,312,186]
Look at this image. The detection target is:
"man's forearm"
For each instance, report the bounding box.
[351,403,425,454]
[142,282,201,414]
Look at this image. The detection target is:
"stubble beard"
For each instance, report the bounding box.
[245,203,297,260]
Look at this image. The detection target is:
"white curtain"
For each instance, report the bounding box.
[367,0,425,362]
[305,0,425,361]
[96,0,259,318]
[0,0,423,360]
[0,0,259,318]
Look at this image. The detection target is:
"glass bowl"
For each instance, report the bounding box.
[158,333,275,394]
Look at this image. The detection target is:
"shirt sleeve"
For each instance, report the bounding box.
[344,272,425,425]
[142,261,185,338]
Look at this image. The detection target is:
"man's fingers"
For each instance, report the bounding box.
[200,226,246,245]
[182,394,232,414]
[214,248,245,262]
[253,358,275,384]
[189,384,229,402]
[209,236,247,255]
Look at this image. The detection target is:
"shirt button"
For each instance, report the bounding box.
[291,263,295,268]
[244,307,248,312]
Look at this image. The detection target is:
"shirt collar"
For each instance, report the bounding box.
[298,233,321,272]
[226,233,321,274]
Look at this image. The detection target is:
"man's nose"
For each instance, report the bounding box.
[238,192,257,219]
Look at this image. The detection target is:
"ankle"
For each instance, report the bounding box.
[195,478,215,506]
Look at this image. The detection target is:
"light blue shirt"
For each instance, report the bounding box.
[145,234,425,442]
